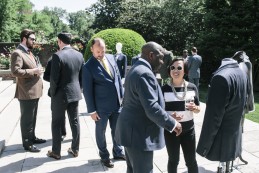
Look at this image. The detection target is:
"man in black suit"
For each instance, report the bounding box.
[43,57,66,141]
[47,32,84,160]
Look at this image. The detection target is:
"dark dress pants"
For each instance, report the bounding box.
[19,99,39,148]
[51,94,80,155]
[61,116,66,136]
[48,88,66,136]
[125,147,153,173]
[95,110,124,160]
[164,128,198,173]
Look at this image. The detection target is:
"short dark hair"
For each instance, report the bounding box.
[191,47,197,53]
[57,32,72,44]
[167,57,188,75]
[20,29,35,42]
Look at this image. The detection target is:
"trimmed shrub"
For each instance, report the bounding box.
[84,28,146,64]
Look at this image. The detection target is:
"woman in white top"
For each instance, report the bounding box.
[161,57,200,173]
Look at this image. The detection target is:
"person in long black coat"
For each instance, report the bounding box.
[197,58,248,162]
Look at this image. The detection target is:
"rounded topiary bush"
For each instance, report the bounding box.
[84,28,146,64]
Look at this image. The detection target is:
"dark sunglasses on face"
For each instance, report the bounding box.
[170,66,183,71]
[28,37,36,42]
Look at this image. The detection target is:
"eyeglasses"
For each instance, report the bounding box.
[28,37,36,42]
[170,66,183,71]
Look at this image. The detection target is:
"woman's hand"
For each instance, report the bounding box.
[186,102,200,113]
[171,112,183,121]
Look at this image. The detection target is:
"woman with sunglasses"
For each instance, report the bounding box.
[161,57,200,173]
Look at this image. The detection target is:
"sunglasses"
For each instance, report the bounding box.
[170,66,183,71]
[28,37,36,42]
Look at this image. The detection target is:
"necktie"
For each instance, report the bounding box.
[100,58,112,78]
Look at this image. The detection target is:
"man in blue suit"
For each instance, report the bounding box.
[115,42,182,173]
[82,38,125,168]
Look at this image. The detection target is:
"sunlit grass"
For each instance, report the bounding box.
[246,92,259,123]
[199,83,259,124]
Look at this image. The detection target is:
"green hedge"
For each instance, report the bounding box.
[84,28,146,64]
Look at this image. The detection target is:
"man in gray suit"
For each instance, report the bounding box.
[187,47,202,90]
[47,32,84,160]
[115,42,182,173]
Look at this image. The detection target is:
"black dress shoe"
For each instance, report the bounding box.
[101,159,114,168]
[33,138,46,144]
[24,145,41,152]
[114,155,126,160]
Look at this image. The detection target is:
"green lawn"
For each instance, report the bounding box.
[199,83,259,124]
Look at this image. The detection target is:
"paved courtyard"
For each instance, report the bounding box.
[0,80,259,173]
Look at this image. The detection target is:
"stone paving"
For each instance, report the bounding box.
[0,80,259,173]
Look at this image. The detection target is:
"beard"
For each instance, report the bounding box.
[26,40,33,49]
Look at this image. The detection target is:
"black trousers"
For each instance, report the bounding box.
[19,99,39,148]
[164,128,198,173]
[51,94,80,155]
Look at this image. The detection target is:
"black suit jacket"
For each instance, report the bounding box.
[115,53,127,78]
[197,59,247,162]
[50,46,84,103]
[43,57,52,97]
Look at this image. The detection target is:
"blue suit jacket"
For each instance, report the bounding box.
[82,54,123,113]
[115,59,176,151]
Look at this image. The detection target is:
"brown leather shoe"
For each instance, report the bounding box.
[101,159,114,168]
[67,148,78,157]
[47,150,61,160]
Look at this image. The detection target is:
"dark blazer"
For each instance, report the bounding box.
[43,57,52,97]
[50,46,84,103]
[43,57,51,82]
[11,45,43,100]
[115,59,176,151]
[196,59,247,162]
[115,53,127,78]
[82,54,123,113]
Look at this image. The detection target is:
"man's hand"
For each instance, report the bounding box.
[90,112,101,121]
[33,67,44,76]
[174,122,182,136]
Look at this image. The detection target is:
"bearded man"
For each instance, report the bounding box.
[11,29,45,153]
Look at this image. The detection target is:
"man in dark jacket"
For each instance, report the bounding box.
[47,32,84,160]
